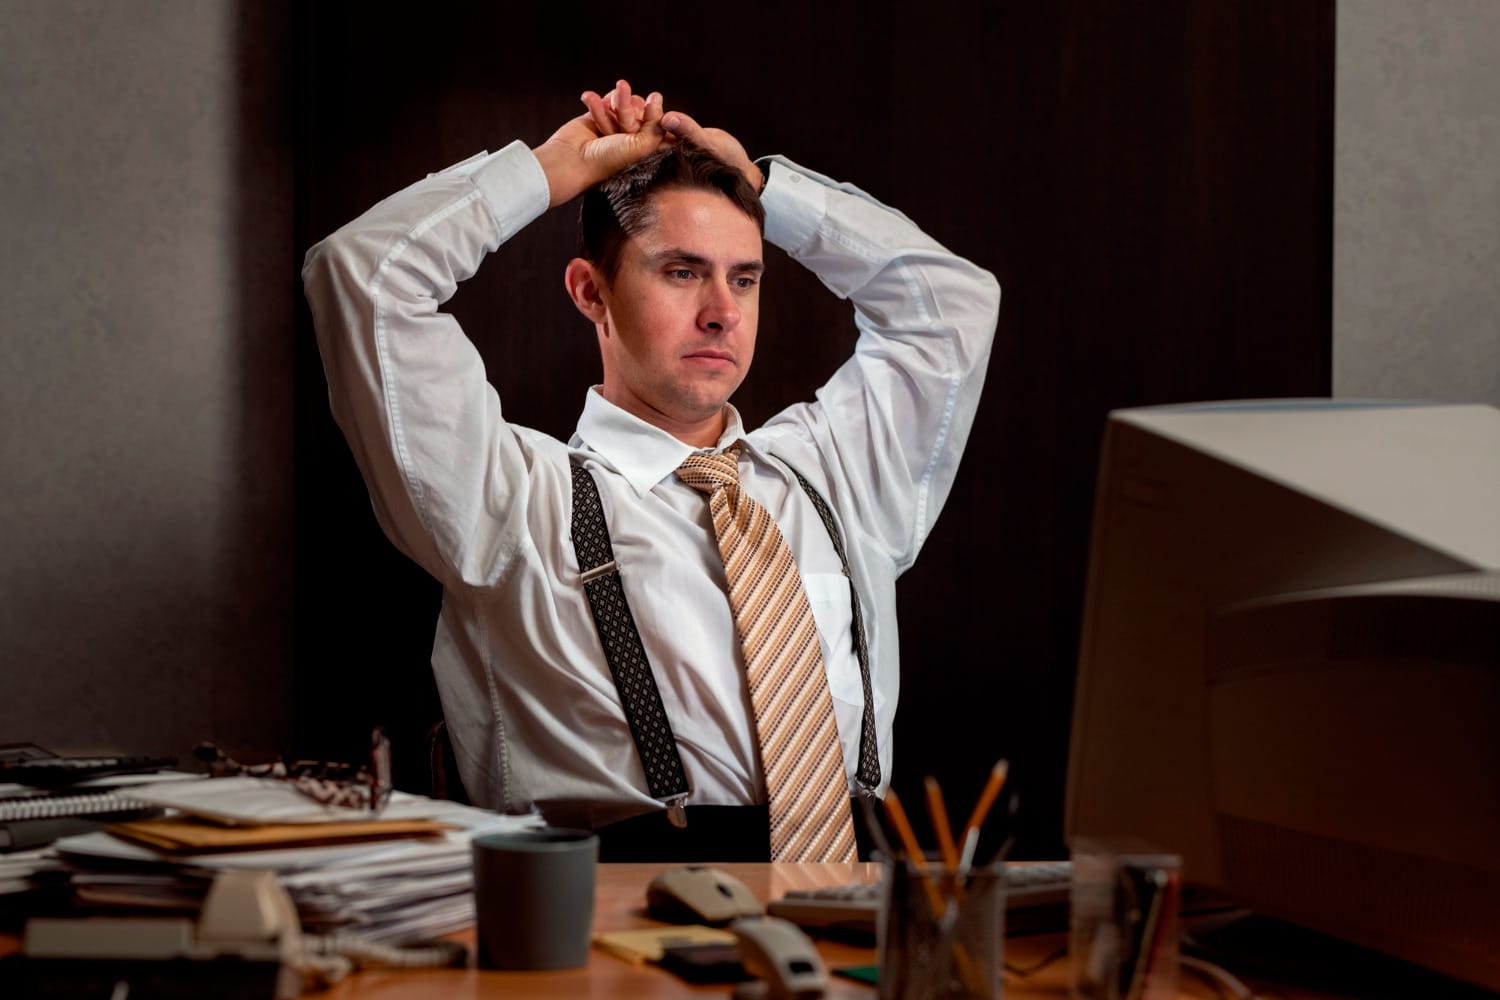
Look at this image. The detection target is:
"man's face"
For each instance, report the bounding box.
[593,187,763,442]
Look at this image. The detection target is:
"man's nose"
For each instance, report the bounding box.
[698,281,741,333]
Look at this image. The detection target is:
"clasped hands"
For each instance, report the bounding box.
[533,78,763,207]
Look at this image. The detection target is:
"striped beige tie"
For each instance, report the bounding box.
[677,444,857,863]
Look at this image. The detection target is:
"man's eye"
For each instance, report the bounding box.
[669,268,695,280]
[734,276,758,289]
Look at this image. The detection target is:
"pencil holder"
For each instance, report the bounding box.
[878,859,1006,999]
[1068,838,1181,1000]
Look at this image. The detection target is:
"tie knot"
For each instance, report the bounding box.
[677,444,742,495]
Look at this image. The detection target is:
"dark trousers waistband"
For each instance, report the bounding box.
[594,799,880,863]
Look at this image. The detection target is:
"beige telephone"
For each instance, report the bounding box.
[730,915,829,1000]
[23,869,466,997]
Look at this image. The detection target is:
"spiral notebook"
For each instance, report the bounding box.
[0,788,155,823]
[0,788,163,855]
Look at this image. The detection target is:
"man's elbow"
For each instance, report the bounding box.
[975,267,1002,314]
[301,229,374,310]
[960,266,1002,333]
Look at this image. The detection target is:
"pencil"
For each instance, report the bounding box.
[924,775,960,871]
[958,758,1008,870]
[881,790,947,914]
[884,788,986,994]
[880,789,928,868]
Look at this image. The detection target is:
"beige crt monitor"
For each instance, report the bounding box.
[1065,399,1500,990]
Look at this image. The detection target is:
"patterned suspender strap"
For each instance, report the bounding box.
[779,462,882,794]
[570,464,691,827]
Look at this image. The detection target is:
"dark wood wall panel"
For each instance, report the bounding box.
[293,1,1332,857]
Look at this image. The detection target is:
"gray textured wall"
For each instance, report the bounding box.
[1335,0,1500,405]
[0,1,293,761]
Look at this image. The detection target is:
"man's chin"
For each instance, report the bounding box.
[659,395,735,429]
[672,380,741,415]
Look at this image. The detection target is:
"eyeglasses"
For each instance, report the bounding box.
[194,726,393,814]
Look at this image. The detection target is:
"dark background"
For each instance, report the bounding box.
[292,1,1332,859]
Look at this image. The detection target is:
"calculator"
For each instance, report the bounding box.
[0,743,177,787]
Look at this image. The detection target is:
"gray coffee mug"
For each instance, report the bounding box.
[471,827,599,970]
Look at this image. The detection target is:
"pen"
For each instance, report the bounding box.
[1127,867,1177,1000]
[1116,862,1169,1000]
[958,758,1008,871]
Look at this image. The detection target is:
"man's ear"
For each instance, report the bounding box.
[564,258,608,325]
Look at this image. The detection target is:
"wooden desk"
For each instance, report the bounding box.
[310,862,882,999]
[304,863,1365,999]
[0,863,1419,998]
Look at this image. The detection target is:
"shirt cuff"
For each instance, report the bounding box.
[757,154,920,258]
[759,157,827,255]
[455,140,552,238]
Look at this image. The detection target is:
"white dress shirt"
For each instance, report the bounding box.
[302,141,1000,829]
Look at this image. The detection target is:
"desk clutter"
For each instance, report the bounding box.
[1,739,542,996]
[46,787,538,942]
[1,747,1225,1000]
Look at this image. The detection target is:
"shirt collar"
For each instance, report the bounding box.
[571,387,754,496]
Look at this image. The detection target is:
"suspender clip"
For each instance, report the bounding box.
[664,794,689,829]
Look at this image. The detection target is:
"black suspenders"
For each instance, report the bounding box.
[569,466,692,823]
[569,459,881,826]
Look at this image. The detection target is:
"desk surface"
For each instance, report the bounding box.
[0,861,1446,998]
[310,863,878,999]
[305,862,1382,1000]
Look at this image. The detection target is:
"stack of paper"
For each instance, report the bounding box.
[1,770,204,912]
[49,778,542,944]
[1,848,65,896]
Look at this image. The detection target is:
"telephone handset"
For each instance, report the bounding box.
[22,869,466,997]
[730,915,829,1000]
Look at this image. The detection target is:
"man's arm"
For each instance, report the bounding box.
[752,159,1000,573]
[300,83,668,585]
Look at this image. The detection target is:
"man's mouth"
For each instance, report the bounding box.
[683,349,735,365]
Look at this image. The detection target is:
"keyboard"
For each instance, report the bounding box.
[767,861,1073,942]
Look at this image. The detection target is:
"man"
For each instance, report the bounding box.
[303,81,999,862]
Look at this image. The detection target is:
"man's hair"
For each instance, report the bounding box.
[578,142,765,281]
